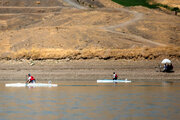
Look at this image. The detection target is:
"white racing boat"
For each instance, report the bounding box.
[5,83,58,87]
[97,79,131,83]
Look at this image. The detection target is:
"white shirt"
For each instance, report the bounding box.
[28,76,31,80]
[113,74,116,78]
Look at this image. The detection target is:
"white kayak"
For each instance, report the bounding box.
[97,79,131,83]
[5,83,58,87]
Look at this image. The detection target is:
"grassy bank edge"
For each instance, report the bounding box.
[0,47,179,61]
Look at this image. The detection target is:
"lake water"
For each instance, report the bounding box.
[0,82,180,120]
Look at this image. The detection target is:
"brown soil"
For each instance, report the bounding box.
[0,0,179,82]
[0,0,179,60]
[0,59,180,82]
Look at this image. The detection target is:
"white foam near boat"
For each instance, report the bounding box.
[97,79,131,83]
[5,83,58,87]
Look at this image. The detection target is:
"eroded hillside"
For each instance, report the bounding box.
[0,0,179,60]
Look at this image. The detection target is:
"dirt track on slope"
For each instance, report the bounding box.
[64,0,85,9]
[64,0,167,46]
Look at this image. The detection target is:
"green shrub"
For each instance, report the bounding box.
[112,0,180,13]
[112,0,158,8]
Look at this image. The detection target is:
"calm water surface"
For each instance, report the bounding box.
[0,82,180,120]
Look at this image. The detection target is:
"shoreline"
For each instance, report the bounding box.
[0,59,179,82]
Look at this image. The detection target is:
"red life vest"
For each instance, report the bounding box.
[115,74,118,78]
[30,76,35,81]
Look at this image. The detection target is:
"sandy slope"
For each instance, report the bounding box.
[0,59,179,82]
[0,0,179,82]
[0,0,179,60]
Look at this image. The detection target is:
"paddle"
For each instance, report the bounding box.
[25,75,29,87]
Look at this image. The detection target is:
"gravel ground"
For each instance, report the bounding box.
[0,59,179,82]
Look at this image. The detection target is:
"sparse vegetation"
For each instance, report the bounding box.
[2,47,179,60]
[112,0,180,13]
[112,0,158,8]
[172,7,180,15]
[0,0,179,61]
[76,0,104,8]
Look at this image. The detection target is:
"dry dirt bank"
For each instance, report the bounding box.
[0,0,179,60]
[0,0,179,82]
[0,59,179,82]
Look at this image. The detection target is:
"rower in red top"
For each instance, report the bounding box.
[26,74,36,83]
[113,72,118,80]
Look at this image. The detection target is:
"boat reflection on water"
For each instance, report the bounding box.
[0,81,180,120]
[162,81,174,86]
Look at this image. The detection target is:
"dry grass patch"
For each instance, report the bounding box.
[5,47,180,60]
